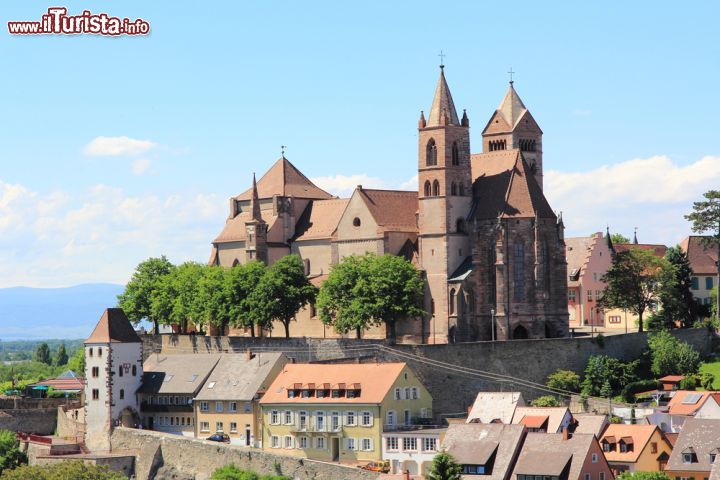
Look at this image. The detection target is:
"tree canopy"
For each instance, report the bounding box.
[616,471,670,480]
[581,355,639,397]
[33,343,51,365]
[0,461,124,479]
[210,464,290,480]
[611,233,631,244]
[426,452,463,480]
[531,395,560,407]
[250,255,317,338]
[546,369,580,393]
[224,261,267,337]
[318,253,425,342]
[117,255,175,333]
[0,430,26,475]
[600,248,675,332]
[647,330,701,377]
[54,343,68,367]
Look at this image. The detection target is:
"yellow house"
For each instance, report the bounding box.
[194,351,287,447]
[259,362,432,463]
[599,424,673,474]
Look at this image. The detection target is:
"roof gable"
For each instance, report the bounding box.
[236,157,333,201]
[293,198,350,242]
[85,308,141,344]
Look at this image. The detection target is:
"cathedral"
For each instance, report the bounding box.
[209,66,569,344]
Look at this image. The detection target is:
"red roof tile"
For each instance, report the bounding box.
[681,236,719,275]
[236,158,333,201]
[85,308,141,344]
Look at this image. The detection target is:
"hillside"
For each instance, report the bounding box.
[0,283,125,340]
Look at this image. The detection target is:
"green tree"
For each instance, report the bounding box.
[1,461,125,479]
[581,355,638,397]
[546,369,581,393]
[0,429,26,474]
[653,246,699,329]
[685,190,720,323]
[250,255,317,338]
[54,343,68,366]
[531,395,560,407]
[210,464,290,480]
[225,261,267,337]
[193,265,230,334]
[67,348,85,375]
[611,233,631,244]
[117,256,175,333]
[426,451,463,480]
[318,254,425,342]
[600,248,676,333]
[33,343,51,365]
[616,471,670,480]
[151,262,204,334]
[647,331,700,377]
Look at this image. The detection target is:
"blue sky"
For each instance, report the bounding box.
[1,1,719,287]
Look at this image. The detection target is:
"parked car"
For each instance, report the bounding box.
[206,433,230,443]
[358,461,390,473]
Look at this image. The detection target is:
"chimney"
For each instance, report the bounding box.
[244,349,254,361]
[562,426,570,441]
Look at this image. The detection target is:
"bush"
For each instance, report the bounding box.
[546,370,581,393]
[1,461,124,479]
[616,472,670,480]
[531,395,560,407]
[0,430,26,475]
[648,331,701,376]
[679,376,698,391]
[581,355,639,397]
[620,379,660,403]
[210,464,290,480]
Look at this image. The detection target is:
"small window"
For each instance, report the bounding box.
[119,389,124,400]
[88,348,93,357]
[592,453,598,463]
[271,436,279,448]
[92,389,99,400]
[451,182,457,196]
[118,366,123,377]
[92,367,99,377]
[432,180,440,196]
[316,437,326,449]
[424,180,431,197]
[353,217,361,227]
[691,277,699,290]
[216,402,223,412]
[132,365,137,376]
[200,402,209,412]
[98,348,102,356]
[707,277,714,290]
[298,436,308,449]
[361,411,372,426]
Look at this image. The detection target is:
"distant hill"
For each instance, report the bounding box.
[0,283,125,340]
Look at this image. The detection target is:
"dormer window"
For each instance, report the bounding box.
[683,453,693,464]
[682,448,696,464]
[710,453,717,464]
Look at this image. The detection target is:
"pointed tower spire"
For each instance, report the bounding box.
[427,66,460,127]
[497,82,528,129]
[418,111,426,129]
[606,226,615,254]
[633,227,638,244]
[250,172,261,221]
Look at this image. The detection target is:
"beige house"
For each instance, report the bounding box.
[209,67,571,344]
[193,351,287,446]
[138,354,220,436]
[565,231,614,328]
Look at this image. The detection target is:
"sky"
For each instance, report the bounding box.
[1,1,719,288]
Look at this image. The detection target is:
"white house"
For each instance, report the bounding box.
[84,308,143,451]
[382,428,445,476]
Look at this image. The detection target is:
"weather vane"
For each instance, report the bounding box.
[508,67,515,85]
[438,50,446,68]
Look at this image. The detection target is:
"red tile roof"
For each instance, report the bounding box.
[667,390,712,416]
[85,308,141,344]
[681,236,719,275]
[236,157,333,201]
[358,189,419,233]
[519,415,549,429]
[293,198,349,241]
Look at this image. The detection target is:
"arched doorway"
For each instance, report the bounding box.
[402,460,419,475]
[512,325,528,340]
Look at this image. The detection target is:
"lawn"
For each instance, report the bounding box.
[700,358,720,390]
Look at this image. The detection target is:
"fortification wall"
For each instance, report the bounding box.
[142,329,714,419]
[110,427,378,480]
[0,408,57,435]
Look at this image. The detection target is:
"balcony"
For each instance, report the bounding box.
[289,424,343,435]
[140,401,193,413]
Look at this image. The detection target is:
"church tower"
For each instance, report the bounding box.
[417,64,472,343]
[482,81,544,188]
[245,173,268,263]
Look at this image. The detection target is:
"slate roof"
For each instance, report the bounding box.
[259,362,407,405]
[681,236,720,275]
[511,433,599,480]
[600,424,662,463]
[357,189,419,233]
[666,418,720,472]
[511,406,570,433]
[235,157,333,201]
[139,354,221,395]
[426,67,460,127]
[442,423,526,480]
[470,150,555,220]
[448,256,473,283]
[467,391,525,424]
[194,352,286,401]
[85,308,141,344]
[293,198,349,241]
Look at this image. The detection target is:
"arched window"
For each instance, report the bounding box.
[449,289,456,315]
[423,181,431,197]
[513,243,525,301]
[451,142,459,166]
[132,365,137,376]
[459,183,465,196]
[353,217,361,227]
[451,182,457,196]
[432,180,440,196]
[426,139,437,166]
[456,218,466,234]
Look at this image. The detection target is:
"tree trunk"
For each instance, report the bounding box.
[250,323,255,338]
[387,321,396,345]
[284,320,291,339]
[355,327,361,339]
[637,310,644,333]
[153,319,159,335]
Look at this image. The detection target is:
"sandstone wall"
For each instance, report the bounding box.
[0,408,57,435]
[142,329,714,420]
[110,427,378,480]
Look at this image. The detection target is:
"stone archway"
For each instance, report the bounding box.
[512,325,528,340]
[118,407,140,428]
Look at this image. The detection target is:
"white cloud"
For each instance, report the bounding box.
[83,136,156,157]
[311,174,419,197]
[545,155,720,244]
[0,179,226,288]
[131,158,151,175]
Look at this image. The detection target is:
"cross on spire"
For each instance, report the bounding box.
[508,67,515,85]
[438,50,446,69]
[281,145,286,157]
